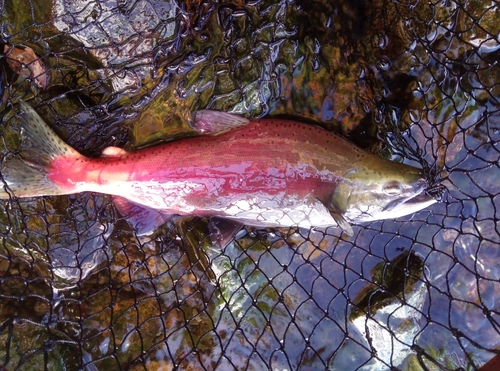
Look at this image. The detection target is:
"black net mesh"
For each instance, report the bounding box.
[0,0,499,370]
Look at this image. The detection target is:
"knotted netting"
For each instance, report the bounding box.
[0,0,499,370]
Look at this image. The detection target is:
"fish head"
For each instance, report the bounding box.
[331,157,437,223]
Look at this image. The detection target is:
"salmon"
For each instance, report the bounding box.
[0,101,437,238]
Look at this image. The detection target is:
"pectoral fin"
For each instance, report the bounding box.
[329,180,354,236]
[308,196,353,236]
[330,210,354,236]
[114,196,173,235]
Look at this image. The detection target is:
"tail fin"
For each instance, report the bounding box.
[0,100,82,199]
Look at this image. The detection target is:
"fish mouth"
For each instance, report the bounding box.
[406,177,445,207]
[381,182,437,217]
[403,192,437,208]
[387,190,437,218]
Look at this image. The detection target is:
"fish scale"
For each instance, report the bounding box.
[0,101,437,236]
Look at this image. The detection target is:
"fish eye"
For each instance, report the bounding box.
[383,181,402,196]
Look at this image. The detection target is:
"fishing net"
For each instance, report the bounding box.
[0,0,499,369]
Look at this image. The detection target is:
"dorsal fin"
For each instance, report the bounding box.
[191,110,250,135]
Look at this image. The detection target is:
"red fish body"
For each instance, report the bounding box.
[49,119,361,228]
[1,102,437,236]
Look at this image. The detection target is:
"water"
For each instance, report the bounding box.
[0,0,499,369]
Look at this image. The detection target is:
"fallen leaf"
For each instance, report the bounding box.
[4,45,51,90]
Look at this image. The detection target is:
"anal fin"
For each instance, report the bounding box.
[114,196,173,235]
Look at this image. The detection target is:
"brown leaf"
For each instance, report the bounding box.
[4,45,51,90]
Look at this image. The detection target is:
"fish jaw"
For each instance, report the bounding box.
[350,189,437,222]
[385,192,437,219]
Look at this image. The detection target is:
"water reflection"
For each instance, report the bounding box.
[0,0,499,369]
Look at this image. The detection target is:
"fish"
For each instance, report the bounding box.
[0,101,437,240]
